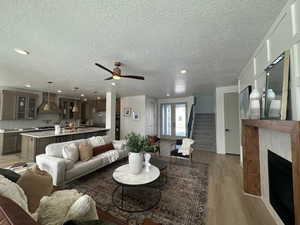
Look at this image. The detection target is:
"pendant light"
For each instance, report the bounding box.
[43,81,53,111]
[72,87,79,112]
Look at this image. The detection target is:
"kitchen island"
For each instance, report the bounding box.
[21,127,109,161]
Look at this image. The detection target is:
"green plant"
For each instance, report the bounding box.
[126,132,154,153]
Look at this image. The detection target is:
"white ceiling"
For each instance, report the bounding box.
[0,0,287,98]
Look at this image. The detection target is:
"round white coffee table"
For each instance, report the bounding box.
[112,164,161,212]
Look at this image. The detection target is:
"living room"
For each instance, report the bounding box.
[1,1,300,225]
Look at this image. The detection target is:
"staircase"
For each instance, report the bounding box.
[192,113,216,152]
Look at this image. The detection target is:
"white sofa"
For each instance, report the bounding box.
[36,137,128,186]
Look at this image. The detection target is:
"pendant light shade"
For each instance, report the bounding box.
[43,81,53,112]
[72,103,79,112]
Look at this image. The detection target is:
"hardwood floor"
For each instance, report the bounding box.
[193,150,275,225]
[0,144,276,225]
[0,153,22,168]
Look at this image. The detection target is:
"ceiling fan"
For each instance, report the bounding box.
[95,62,145,80]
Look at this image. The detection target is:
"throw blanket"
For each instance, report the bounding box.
[178,138,194,156]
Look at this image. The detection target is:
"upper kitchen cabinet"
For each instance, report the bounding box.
[0,90,16,120]
[95,99,106,112]
[59,98,81,120]
[0,90,38,120]
[15,92,38,120]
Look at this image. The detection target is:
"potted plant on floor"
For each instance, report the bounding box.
[126,132,154,175]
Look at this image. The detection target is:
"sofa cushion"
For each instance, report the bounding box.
[64,159,75,170]
[0,175,28,213]
[88,136,105,147]
[63,143,79,162]
[17,167,53,213]
[93,144,114,156]
[46,139,86,158]
[79,143,93,161]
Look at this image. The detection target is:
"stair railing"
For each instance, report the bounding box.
[187,104,195,138]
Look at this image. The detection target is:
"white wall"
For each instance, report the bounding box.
[157,96,194,137]
[239,0,300,120]
[120,95,146,139]
[194,95,215,114]
[238,1,299,224]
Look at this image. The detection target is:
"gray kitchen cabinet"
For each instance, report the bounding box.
[0,90,38,120]
[0,90,16,120]
[27,97,37,119]
[0,133,18,155]
[16,96,27,120]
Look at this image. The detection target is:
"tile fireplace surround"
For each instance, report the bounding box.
[242,120,300,225]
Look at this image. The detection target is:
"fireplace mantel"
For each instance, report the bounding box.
[242,119,300,225]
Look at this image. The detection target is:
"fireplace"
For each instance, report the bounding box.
[268,150,294,225]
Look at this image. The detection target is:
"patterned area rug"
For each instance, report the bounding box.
[66,157,208,225]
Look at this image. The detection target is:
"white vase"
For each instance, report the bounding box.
[128,152,143,175]
[249,88,261,119]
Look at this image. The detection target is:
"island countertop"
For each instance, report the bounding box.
[20,127,109,138]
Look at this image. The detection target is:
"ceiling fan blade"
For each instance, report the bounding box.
[95,63,114,74]
[104,76,114,80]
[121,75,145,80]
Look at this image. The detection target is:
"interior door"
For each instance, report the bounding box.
[224,92,240,155]
[161,103,187,139]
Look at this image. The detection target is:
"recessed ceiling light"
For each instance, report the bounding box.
[14,48,30,55]
[166,93,170,97]
[97,96,101,100]
[180,69,187,74]
[111,82,116,86]
[25,84,31,88]
[83,98,87,102]
[57,90,62,93]
[81,94,84,97]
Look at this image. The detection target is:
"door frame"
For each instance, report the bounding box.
[215,85,239,155]
[160,102,187,139]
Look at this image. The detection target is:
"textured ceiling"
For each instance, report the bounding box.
[0,0,287,98]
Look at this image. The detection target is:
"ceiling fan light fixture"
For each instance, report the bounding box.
[112,75,121,80]
[180,69,187,74]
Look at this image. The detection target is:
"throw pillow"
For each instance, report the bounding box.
[0,175,29,213]
[102,135,112,145]
[93,143,114,156]
[78,143,93,161]
[88,136,105,147]
[36,190,82,225]
[62,143,79,162]
[17,166,53,213]
[66,195,98,221]
[112,140,126,150]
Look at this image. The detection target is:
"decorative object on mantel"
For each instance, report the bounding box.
[132,111,140,120]
[264,50,291,120]
[126,132,154,175]
[124,107,131,117]
[239,85,252,119]
[249,80,261,119]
